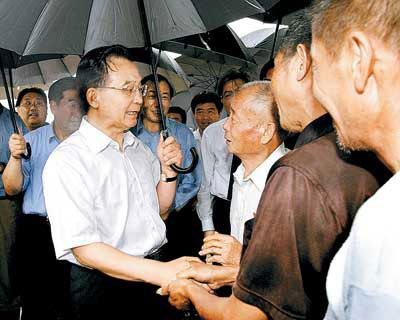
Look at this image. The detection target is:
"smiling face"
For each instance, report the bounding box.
[93,56,143,132]
[194,102,220,133]
[18,92,48,131]
[142,80,171,124]
[310,37,377,151]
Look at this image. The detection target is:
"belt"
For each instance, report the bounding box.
[145,243,169,262]
[23,213,50,224]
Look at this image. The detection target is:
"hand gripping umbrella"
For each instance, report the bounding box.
[138,0,201,174]
[0,49,65,159]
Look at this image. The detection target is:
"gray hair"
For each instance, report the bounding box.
[236,81,287,140]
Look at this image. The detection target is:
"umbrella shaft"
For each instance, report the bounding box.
[138,0,168,135]
[0,56,18,133]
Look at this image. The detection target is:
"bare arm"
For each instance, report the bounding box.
[2,133,26,195]
[156,134,182,219]
[72,242,200,287]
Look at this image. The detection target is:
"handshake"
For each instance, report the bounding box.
[158,232,242,311]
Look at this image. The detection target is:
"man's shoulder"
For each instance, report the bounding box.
[202,118,225,138]
[24,123,51,140]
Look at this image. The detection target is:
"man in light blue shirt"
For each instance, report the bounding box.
[2,77,84,320]
[0,103,27,320]
[132,74,202,258]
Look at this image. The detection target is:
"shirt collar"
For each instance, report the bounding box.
[79,117,138,154]
[234,143,289,192]
[48,122,58,143]
[294,113,333,149]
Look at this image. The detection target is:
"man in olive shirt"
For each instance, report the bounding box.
[163,11,388,320]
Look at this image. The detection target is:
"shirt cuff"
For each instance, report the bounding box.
[200,217,215,232]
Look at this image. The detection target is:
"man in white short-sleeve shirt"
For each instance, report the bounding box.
[42,45,200,319]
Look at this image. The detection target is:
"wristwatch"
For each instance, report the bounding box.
[161,173,178,183]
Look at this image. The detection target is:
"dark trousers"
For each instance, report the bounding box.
[212,197,231,235]
[18,214,70,320]
[165,198,203,259]
[69,244,186,320]
[0,197,21,316]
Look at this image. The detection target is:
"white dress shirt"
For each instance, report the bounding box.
[230,143,288,243]
[324,171,400,320]
[196,118,232,231]
[43,117,166,266]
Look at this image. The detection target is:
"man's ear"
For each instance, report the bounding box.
[49,100,56,114]
[348,31,374,94]
[86,88,99,110]
[260,123,275,145]
[295,44,312,81]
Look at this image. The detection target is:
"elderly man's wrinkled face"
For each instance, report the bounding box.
[271,52,304,133]
[221,79,245,114]
[51,89,84,134]
[142,80,171,123]
[194,102,220,133]
[311,38,365,150]
[223,91,268,158]
[18,92,47,131]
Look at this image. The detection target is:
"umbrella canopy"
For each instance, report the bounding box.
[159,25,256,66]
[0,48,188,100]
[0,0,264,56]
[176,55,257,92]
[242,27,288,62]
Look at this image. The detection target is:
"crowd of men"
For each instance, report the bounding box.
[0,0,399,319]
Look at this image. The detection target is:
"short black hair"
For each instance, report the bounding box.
[279,10,312,61]
[141,74,175,98]
[259,59,275,80]
[76,45,133,112]
[16,87,47,107]
[48,77,80,104]
[168,106,187,124]
[217,70,250,97]
[190,91,223,114]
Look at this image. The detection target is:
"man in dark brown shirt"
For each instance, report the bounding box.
[162,11,389,320]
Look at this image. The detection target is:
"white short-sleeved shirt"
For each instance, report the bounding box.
[230,143,288,243]
[43,117,166,266]
[324,171,400,320]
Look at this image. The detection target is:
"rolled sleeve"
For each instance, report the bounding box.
[42,148,101,263]
[234,166,340,319]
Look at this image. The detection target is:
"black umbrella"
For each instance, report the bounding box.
[0,0,265,172]
[0,49,67,159]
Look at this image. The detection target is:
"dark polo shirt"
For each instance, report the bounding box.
[233,114,389,320]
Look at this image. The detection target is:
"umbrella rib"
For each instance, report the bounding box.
[20,1,51,55]
[82,0,95,55]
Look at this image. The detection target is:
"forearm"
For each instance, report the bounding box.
[187,283,231,320]
[157,180,177,219]
[2,157,24,195]
[72,242,170,286]
[213,266,239,287]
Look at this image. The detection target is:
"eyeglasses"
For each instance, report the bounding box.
[97,84,148,97]
[20,100,46,109]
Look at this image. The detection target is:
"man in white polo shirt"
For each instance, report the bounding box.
[42,45,200,320]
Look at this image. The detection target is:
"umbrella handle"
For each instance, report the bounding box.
[21,143,32,160]
[171,147,199,174]
[161,130,199,174]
